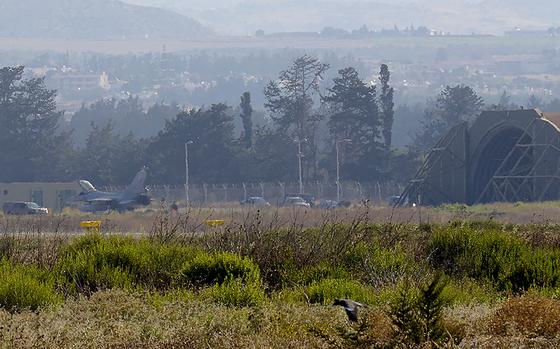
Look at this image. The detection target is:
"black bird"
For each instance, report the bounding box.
[333,299,366,322]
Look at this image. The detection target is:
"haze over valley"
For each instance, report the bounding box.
[124,0,560,35]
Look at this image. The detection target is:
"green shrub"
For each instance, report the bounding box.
[0,259,62,312]
[441,278,500,305]
[430,227,560,291]
[55,248,135,294]
[201,278,266,307]
[342,242,416,286]
[305,278,377,305]
[55,234,198,294]
[56,234,264,297]
[179,252,261,288]
[281,262,351,287]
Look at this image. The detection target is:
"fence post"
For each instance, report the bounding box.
[279,182,285,206]
[356,181,363,201]
[223,184,228,203]
[203,183,208,206]
[242,183,247,201]
[260,182,265,198]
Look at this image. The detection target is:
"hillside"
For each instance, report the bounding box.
[123,0,560,35]
[0,0,211,40]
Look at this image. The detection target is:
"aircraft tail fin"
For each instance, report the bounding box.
[125,167,148,194]
[79,180,96,193]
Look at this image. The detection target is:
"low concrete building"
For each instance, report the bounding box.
[0,182,80,212]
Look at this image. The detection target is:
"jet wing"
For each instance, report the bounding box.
[86,198,115,204]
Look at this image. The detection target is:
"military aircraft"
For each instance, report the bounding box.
[75,167,151,213]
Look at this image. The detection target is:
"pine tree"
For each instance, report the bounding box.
[414,85,484,151]
[417,274,448,343]
[239,92,254,149]
[322,67,381,179]
[0,66,73,182]
[264,55,329,180]
[379,64,395,149]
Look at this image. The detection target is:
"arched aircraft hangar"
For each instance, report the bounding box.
[399,109,560,206]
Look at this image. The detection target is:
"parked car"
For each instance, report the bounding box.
[284,193,316,207]
[283,196,311,208]
[2,202,49,215]
[240,197,271,206]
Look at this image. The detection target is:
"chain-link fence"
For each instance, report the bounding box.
[103,182,404,206]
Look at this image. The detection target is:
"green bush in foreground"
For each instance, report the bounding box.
[180,252,261,288]
[201,278,266,307]
[430,226,560,291]
[306,278,378,305]
[55,234,263,299]
[0,259,62,312]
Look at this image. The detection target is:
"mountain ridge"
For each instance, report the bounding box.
[0,0,211,40]
[123,0,560,35]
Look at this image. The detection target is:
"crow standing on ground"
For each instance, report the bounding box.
[333,299,366,322]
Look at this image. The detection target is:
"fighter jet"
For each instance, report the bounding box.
[76,167,151,213]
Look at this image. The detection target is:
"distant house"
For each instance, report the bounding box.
[47,71,110,93]
[0,182,80,212]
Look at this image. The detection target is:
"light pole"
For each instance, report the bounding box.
[294,138,307,194]
[185,141,193,206]
[336,139,351,202]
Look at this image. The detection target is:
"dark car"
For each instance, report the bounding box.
[2,202,49,215]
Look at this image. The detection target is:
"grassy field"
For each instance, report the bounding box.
[1,204,560,347]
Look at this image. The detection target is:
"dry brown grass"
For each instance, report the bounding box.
[490,294,560,339]
[4,200,560,237]
[0,290,368,349]
[2,291,560,349]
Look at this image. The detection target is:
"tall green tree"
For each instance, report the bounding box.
[249,126,298,182]
[0,66,73,182]
[146,104,240,184]
[264,55,329,180]
[239,92,253,149]
[414,85,484,151]
[379,64,395,149]
[322,67,382,179]
[77,121,146,186]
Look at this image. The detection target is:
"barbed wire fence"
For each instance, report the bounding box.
[106,181,405,206]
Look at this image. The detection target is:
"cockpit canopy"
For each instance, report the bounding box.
[79,180,96,193]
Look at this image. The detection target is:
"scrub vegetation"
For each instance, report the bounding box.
[1,212,560,348]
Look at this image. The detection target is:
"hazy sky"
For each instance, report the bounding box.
[123,0,560,35]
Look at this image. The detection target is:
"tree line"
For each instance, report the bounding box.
[0,59,486,187]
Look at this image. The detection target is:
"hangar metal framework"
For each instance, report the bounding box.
[399,109,560,206]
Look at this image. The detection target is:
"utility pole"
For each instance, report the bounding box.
[295,138,306,194]
[185,141,193,206]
